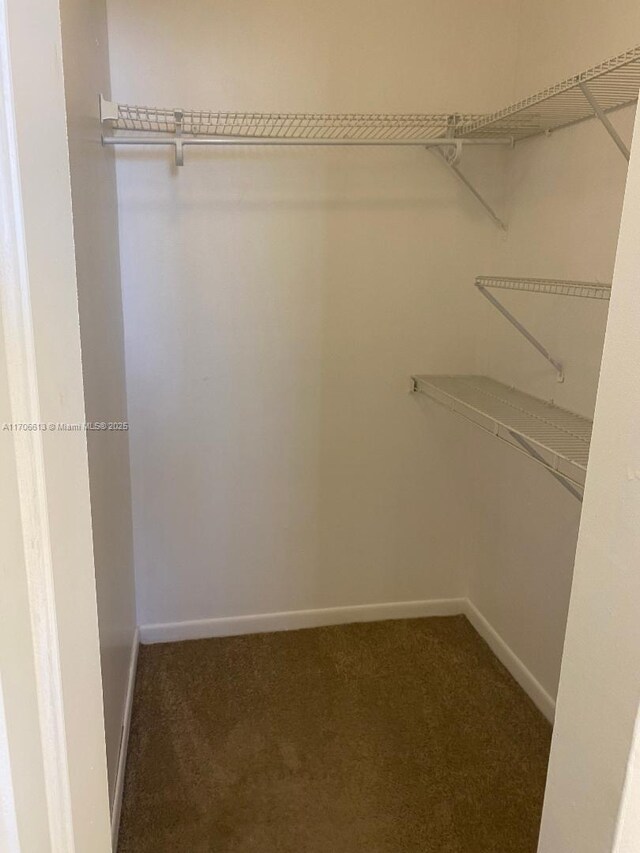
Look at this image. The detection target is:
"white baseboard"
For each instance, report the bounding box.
[110,627,139,852]
[464,600,555,723]
[138,598,555,723]
[139,598,467,644]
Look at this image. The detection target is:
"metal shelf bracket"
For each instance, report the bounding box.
[430,117,508,231]
[508,430,583,501]
[174,109,185,167]
[432,148,508,231]
[476,282,564,381]
[99,94,118,123]
[579,82,631,161]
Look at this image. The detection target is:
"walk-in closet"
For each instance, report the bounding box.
[32,0,640,850]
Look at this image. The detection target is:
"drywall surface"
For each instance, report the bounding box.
[106,0,519,625]
[514,0,640,97]
[537,100,640,853]
[59,0,136,807]
[466,6,640,702]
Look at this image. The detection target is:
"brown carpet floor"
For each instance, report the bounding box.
[118,616,551,853]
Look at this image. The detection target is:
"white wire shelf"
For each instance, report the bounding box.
[474,276,612,382]
[100,44,639,219]
[102,45,640,148]
[102,103,483,143]
[476,275,612,300]
[411,375,592,491]
[460,46,640,144]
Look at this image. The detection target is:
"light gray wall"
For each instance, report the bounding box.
[59,0,136,807]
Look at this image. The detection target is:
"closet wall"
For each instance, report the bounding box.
[469,0,640,702]
[59,0,136,806]
[105,0,638,710]
[106,0,519,628]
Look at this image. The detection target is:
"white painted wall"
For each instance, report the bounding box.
[537,99,640,853]
[106,0,640,724]
[465,2,640,702]
[514,0,640,96]
[106,0,519,627]
[58,0,136,809]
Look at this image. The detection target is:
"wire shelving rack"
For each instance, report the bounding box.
[411,275,612,499]
[460,46,640,160]
[101,45,640,155]
[101,105,485,143]
[100,45,640,226]
[411,375,591,499]
[475,276,612,382]
[475,276,612,301]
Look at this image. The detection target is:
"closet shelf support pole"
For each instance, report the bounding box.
[431,148,507,231]
[578,82,630,161]
[174,109,185,166]
[476,284,564,382]
[508,431,583,502]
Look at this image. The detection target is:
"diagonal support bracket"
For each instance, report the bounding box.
[476,283,564,382]
[431,147,508,231]
[579,82,630,161]
[508,430,583,502]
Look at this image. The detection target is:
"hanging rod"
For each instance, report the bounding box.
[475,276,612,383]
[101,134,511,149]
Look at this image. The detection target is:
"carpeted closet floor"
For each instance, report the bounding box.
[117,615,551,853]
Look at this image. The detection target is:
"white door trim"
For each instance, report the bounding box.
[0,8,74,846]
[0,0,111,849]
[0,676,21,853]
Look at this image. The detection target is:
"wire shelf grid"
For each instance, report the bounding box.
[460,46,640,140]
[102,46,640,149]
[107,105,483,141]
[411,375,592,486]
[475,276,612,300]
